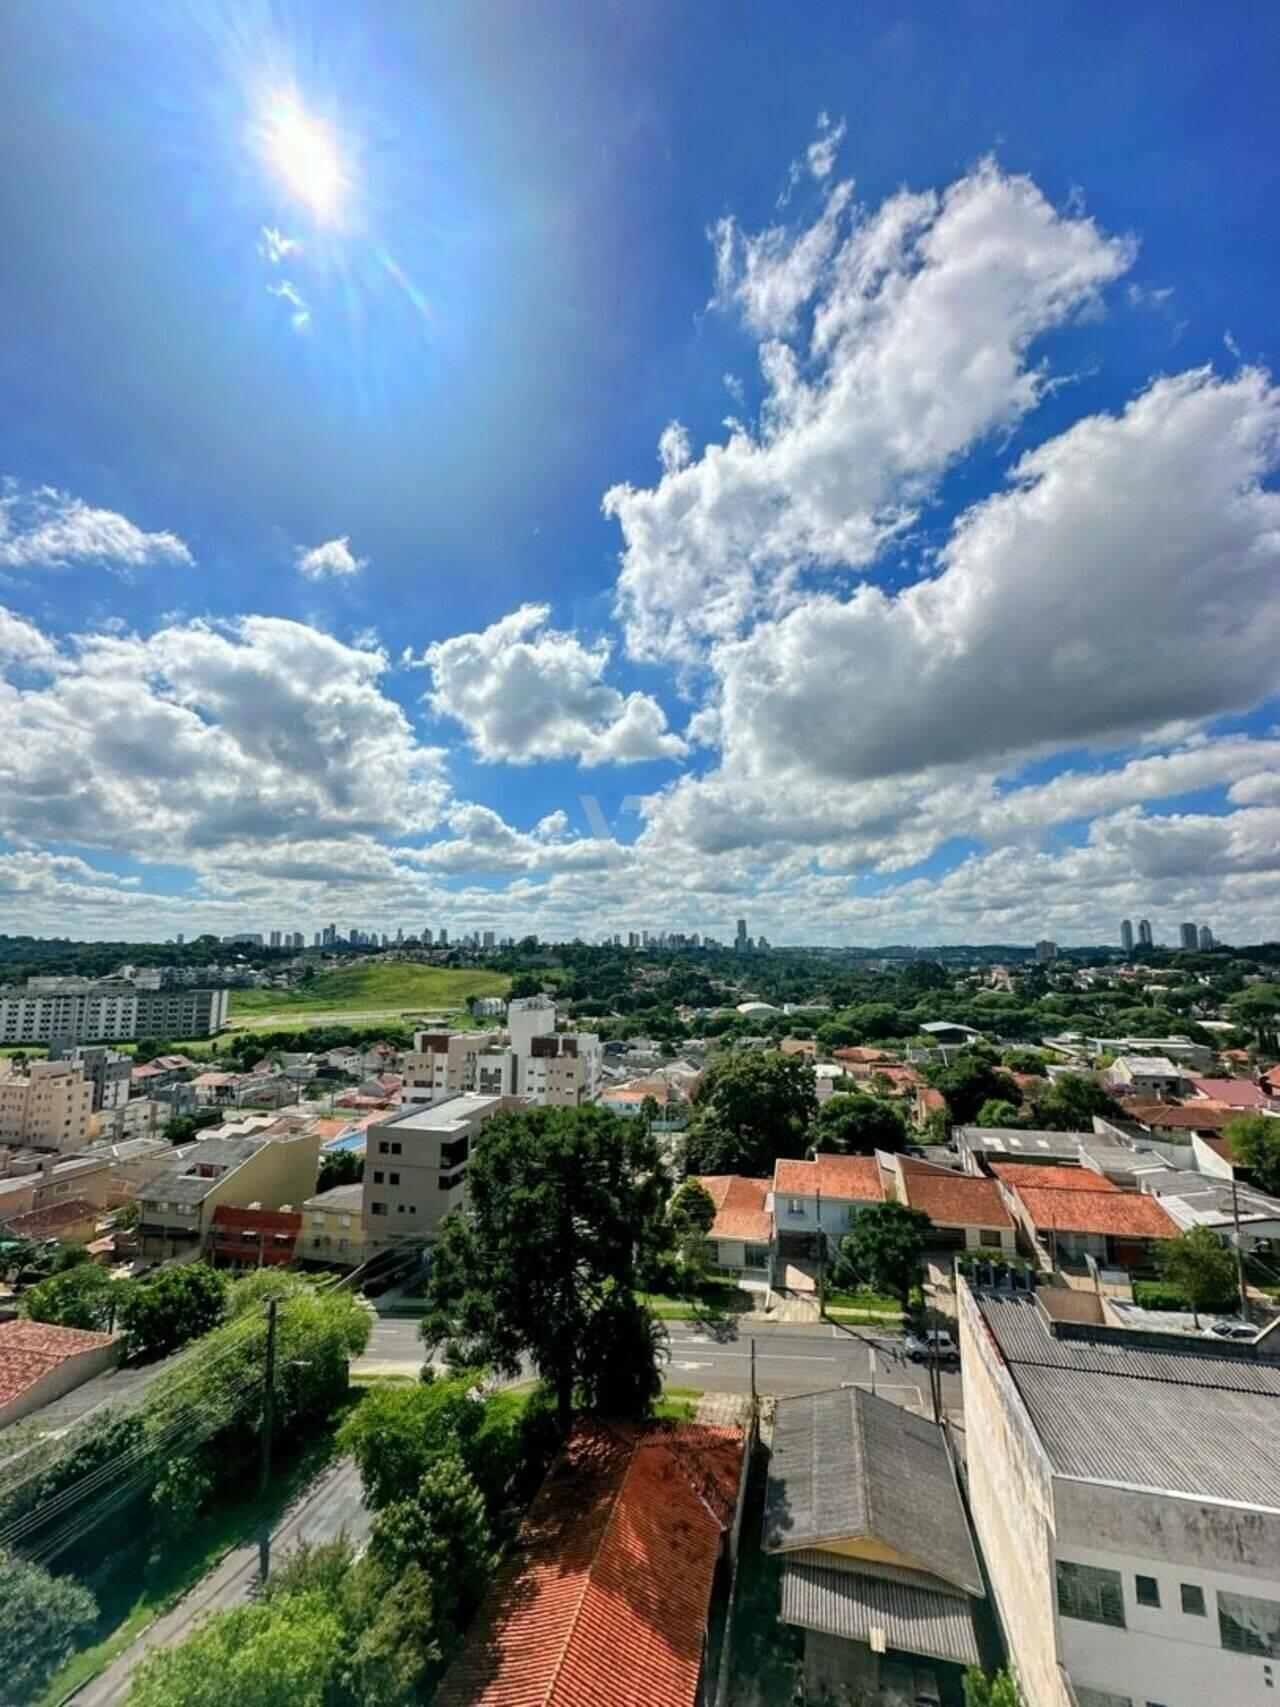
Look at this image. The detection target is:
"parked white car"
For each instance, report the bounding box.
[1203,1318,1257,1342]
[903,1329,959,1365]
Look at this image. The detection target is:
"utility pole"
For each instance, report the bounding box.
[815,1185,825,1315]
[749,1339,757,1404]
[1231,1174,1249,1320]
[259,1296,279,1494]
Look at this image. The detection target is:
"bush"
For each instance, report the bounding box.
[0,1545,98,1704]
[1132,1280,1193,1313]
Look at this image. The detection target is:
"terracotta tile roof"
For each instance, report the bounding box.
[436,1417,744,1707]
[1121,1101,1237,1131]
[696,1175,772,1243]
[897,1160,1012,1230]
[1011,1185,1178,1239]
[1,1196,98,1237]
[0,1318,115,1409]
[1189,1077,1272,1109]
[832,1047,894,1064]
[989,1162,1117,1193]
[773,1155,885,1202]
[917,1088,947,1113]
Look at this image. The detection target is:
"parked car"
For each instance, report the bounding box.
[903,1329,959,1365]
[1203,1318,1257,1342]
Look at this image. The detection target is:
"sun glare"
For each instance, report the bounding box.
[263,99,346,217]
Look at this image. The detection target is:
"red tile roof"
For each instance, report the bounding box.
[1122,1101,1237,1131]
[832,1047,894,1064]
[897,1160,1012,1229]
[436,1418,744,1707]
[1,1197,99,1237]
[1189,1077,1272,1109]
[989,1162,1117,1193]
[696,1175,772,1243]
[773,1155,885,1202]
[1011,1185,1178,1239]
[0,1318,115,1410]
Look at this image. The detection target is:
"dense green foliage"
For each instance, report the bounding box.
[0,1274,369,1569]
[421,1105,668,1432]
[316,1147,366,1192]
[1156,1227,1240,1323]
[840,1201,933,1305]
[669,1177,718,1234]
[1030,1072,1122,1130]
[116,1263,229,1362]
[0,1546,98,1706]
[810,1091,907,1155]
[20,1263,122,1332]
[963,1667,1024,1707]
[682,1050,817,1175]
[1228,1113,1280,1194]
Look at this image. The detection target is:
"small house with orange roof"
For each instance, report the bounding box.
[771,1154,885,1263]
[694,1174,772,1282]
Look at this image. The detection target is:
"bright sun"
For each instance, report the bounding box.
[263,100,345,217]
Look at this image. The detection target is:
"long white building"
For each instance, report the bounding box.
[959,1279,1280,1707]
[0,977,228,1044]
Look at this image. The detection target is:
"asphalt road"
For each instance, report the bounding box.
[69,1456,370,1707]
[663,1319,964,1416]
[356,1312,963,1418]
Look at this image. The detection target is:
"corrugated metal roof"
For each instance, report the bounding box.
[979,1294,1280,1507]
[780,1559,981,1667]
[763,1388,982,1596]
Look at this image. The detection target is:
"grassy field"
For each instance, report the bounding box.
[227,963,510,1024]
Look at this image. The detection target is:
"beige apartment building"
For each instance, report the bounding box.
[0,1060,93,1152]
[300,1181,365,1267]
[135,1128,319,1262]
[362,1092,519,1250]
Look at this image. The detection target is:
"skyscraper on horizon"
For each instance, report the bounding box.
[1120,919,1134,954]
[1138,919,1154,948]
[1180,921,1199,950]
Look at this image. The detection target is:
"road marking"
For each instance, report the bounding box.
[670,1359,713,1370]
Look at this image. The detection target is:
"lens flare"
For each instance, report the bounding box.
[263,98,345,218]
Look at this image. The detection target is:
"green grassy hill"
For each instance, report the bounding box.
[227,962,510,1024]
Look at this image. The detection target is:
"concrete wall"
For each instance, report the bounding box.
[1054,1485,1280,1706]
[956,1281,1073,1707]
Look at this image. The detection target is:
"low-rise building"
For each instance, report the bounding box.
[48,1043,132,1111]
[764,1387,986,1701]
[696,1174,772,1281]
[0,1195,101,1246]
[960,1280,1280,1707]
[993,1162,1179,1272]
[208,1204,302,1267]
[134,1128,319,1262]
[771,1155,885,1265]
[436,1417,746,1707]
[888,1155,1017,1255]
[1107,1055,1183,1097]
[300,1182,366,1268]
[0,1319,117,1428]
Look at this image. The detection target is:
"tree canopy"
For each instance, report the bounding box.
[841,1201,933,1305]
[1228,1113,1280,1196]
[0,1547,98,1706]
[682,1049,817,1175]
[1029,1072,1122,1131]
[116,1263,228,1362]
[420,1105,668,1431]
[20,1263,121,1332]
[1156,1227,1239,1326]
[810,1092,907,1155]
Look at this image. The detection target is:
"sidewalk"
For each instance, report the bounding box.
[67,1456,370,1706]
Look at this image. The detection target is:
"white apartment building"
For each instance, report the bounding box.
[401,997,600,1111]
[0,1060,94,1152]
[0,978,228,1044]
[959,1279,1280,1707]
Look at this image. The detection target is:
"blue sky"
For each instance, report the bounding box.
[0,0,1277,944]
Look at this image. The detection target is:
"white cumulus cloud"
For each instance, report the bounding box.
[295,536,368,579]
[422,603,687,766]
[0,482,192,574]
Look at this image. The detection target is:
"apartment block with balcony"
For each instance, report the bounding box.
[0,977,227,1044]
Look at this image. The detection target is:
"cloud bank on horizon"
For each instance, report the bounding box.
[1,130,1278,945]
